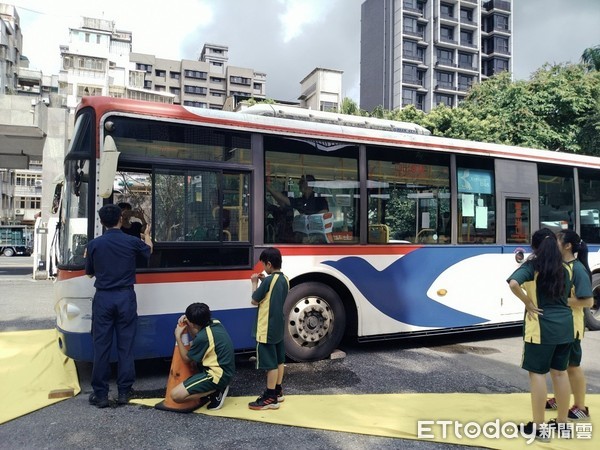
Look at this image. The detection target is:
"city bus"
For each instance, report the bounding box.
[52,97,600,362]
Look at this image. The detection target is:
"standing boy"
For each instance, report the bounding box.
[170,302,235,410]
[249,248,289,410]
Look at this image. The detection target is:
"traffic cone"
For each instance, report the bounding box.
[155,329,202,413]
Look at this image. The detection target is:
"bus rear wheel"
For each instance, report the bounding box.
[284,282,346,362]
[584,273,600,331]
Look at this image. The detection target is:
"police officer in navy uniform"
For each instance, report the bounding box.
[85,203,153,408]
[267,174,328,215]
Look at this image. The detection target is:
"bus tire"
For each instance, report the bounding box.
[584,273,600,331]
[284,282,346,362]
[3,247,14,257]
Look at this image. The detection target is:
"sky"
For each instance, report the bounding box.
[8,0,600,105]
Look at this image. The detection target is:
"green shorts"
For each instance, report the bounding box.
[256,340,286,370]
[521,342,571,374]
[568,339,582,367]
[183,370,220,395]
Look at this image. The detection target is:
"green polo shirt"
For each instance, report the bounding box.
[508,261,573,345]
[565,259,594,340]
[187,319,235,385]
[252,271,289,344]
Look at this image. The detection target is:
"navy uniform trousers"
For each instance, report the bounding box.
[91,287,137,398]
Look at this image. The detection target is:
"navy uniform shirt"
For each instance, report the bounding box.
[85,228,151,289]
[290,193,328,215]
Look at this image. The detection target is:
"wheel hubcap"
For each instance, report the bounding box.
[287,296,333,348]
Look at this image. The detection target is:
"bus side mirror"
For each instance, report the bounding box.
[51,174,64,214]
[514,247,525,264]
[98,135,120,198]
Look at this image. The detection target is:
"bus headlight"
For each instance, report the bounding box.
[64,303,81,320]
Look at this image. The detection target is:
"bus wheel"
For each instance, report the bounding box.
[284,282,346,362]
[584,273,600,331]
[3,247,14,257]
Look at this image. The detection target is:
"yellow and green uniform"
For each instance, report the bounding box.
[564,260,593,340]
[184,319,235,393]
[509,261,573,345]
[564,260,593,367]
[252,271,289,344]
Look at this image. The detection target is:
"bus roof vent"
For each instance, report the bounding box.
[242,104,431,136]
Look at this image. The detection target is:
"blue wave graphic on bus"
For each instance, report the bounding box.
[323,249,488,327]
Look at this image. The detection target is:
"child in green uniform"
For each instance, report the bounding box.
[507,229,574,441]
[171,302,235,410]
[547,230,593,421]
[249,247,289,410]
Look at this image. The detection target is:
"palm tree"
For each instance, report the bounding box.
[581,45,600,71]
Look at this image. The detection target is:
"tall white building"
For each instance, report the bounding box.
[59,17,173,111]
[360,0,513,112]
[298,68,343,112]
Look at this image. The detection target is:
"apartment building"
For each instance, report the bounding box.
[0,3,21,95]
[59,16,173,112]
[130,43,266,109]
[360,0,513,112]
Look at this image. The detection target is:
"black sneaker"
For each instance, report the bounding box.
[207,386,229,411]
[568,405,590,421]
[520,421,551,443]
[248,391,279,410]
[89,393,109,409]
[275,386,285,403]
[545,397,557,410]
[196,395,211,409]
[117,389,135,405]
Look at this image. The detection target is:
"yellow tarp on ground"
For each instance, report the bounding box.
[134,394,599,450]
[0,329,81,425]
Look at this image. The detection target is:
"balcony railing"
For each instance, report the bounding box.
[440,13,457,22]
[458,62,478,71]
[403,51,425,63]
[483,0,511,12]
[439,37,458,45]
[403,5,424,15]
[404,30,425,39]
[436,59,456,67]
[403,77,424,86]
[14,186,42,196]
[435,82,455,90]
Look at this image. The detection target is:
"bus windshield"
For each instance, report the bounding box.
[57,113,93,269]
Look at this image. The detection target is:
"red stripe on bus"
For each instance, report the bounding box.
[56,245,419,283]
[274,245,420,256]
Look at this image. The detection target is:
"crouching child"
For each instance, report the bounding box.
[170,302,235,410]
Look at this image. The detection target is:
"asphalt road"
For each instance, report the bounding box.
[1,257,598,449]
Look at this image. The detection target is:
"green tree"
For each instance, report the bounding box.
[582,45,600,71]
[386,104,427,125]
[339,97,362,115]
[527,63,600,152]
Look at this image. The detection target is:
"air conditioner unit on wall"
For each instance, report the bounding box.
[15,209,24,215]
